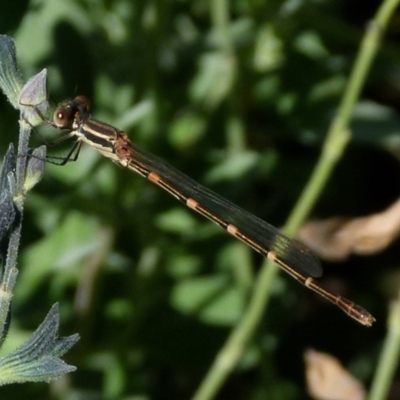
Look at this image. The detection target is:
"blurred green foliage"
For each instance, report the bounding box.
[1,0,400,399]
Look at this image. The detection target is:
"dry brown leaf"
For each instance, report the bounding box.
[297,197,400,261]
[304,349,366,400]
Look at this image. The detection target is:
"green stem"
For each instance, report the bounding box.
[368,290,400,400]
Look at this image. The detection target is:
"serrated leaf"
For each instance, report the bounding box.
[0,304,79,385]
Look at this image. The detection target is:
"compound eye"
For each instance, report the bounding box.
[53,108,73,129]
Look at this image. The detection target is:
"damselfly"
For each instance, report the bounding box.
[42,95,375,326]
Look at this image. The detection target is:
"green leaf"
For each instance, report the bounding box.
[190,52,236,109]
[23,146,46,192]
[155,208,199,234]
[205,151,259,183]
[294,31,329,60]
[0,35,24,108]
[18,212,99,301]
[253,24,284,72]
[168,110,206,148]
[352,101,400,150]
[0,304,79,385]
[171,276,245,326]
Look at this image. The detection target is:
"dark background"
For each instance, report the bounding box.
[1,0,400,399]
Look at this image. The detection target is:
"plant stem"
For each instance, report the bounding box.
[368,290,400,400]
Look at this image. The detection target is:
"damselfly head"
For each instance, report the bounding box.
[53,95,90,129]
